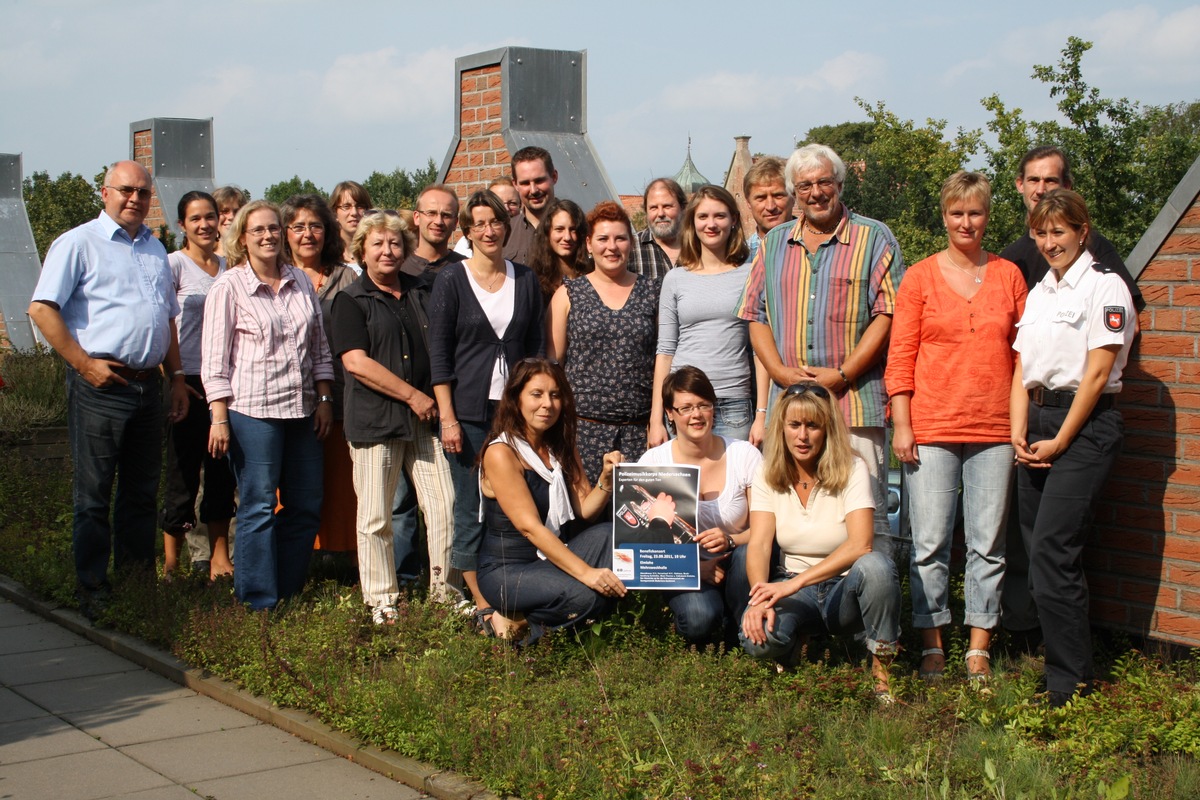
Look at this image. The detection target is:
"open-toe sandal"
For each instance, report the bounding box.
[919,647,945,682]
[966,648,992,682]
[474,607,498,637]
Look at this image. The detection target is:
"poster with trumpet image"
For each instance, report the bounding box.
[610,463,700,591]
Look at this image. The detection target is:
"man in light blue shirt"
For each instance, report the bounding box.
[28,160,189,619]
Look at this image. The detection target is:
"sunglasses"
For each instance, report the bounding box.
[784,382,831,400]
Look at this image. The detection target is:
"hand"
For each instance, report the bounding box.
[777,365,816,387]
[892,425,918,465]
[699,558,726,586]
[747,577,798,609]
[81,357,126,388]
[741,601,775,646]
[694,527,730,555]
[407,391,437,422]
[313,402,333,441]
[184,381,205,400]
[583,567,626,599]
[647,420,669,448]
[441,422,463,454]
[1022,437,1066,468]
[167,377,190,424]
[805,366,846,394]
[599,451,623,485]
[749,413,765,448]
[643,492,676,526]
[208,422,230,459]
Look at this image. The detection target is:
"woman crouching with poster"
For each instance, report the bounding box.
[729,382,901,702]
[475,358,624,640]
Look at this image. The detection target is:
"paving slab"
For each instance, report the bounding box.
[190,755,428,800]
[0,746,174,800]
[0,712,107,763]
[0,686,48,723]
[110,785,203,800]
[120,722,334,784]
[63,693,257,747]
[0,643,137,686]
[2,619,91,652]
[0,599,41,627]
[17,668,196,715]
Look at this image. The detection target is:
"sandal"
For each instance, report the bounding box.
[966,649,991,682]
[371,605,399,626]
[919,647,945,682]
[474,607,497,637]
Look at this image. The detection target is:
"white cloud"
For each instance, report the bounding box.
[318,46,459,124]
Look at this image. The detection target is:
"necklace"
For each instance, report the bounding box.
[797,474,819,491]
[802,214,840,237]
[469,262,503,291]
[944,251,984,284]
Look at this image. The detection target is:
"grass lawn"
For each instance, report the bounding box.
[1,448,1198,799]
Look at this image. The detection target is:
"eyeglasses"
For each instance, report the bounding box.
[106,184,152,199]
[335,203,366,213]
[417,210,456,222]
[784,382,831,400]
[793,178,837,196]
[469,219,506,233]
[287,223,324,234]
[671,402,714,416]
[246,225,282,237]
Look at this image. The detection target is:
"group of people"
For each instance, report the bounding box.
[30,140,1139,706]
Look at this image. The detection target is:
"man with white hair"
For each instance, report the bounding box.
[735,144,904,553]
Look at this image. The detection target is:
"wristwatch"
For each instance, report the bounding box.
[318,394,334,404]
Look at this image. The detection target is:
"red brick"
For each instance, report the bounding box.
[1141,258,1190,281]
[1122,432,1178,457]
[486,72,502,88]
[1173,463,1200,486]
[1118,382,1161,406]
[465,153,482,167]
[1151,308,1186,331]
[1164,534,1200,561]
[1160,234,1200,256]
[1167,563,1200,586]
[1108,552,1166,579]
[1175,285,1200,306]
[480,166,504,182]
[482,120,502,135]
[1181,202,1200,226]
[1140,284,1172,305]
[1177,513,1200,535]
[1164,486,1200,512]
[1180,361,1200,383]
[487,105,501,120]
[1182,439,1200,461]
[1091,598,1130,625]
[1137,333,1195,358]
[1175,390,1200,411]
[1178,416,1200,436]
[1180,591,1200,612]
[1118,578,1174,606]
[460,123,482,138]
[460,108,476,124]
[489,135,506,150]
[1155,610,1200,642]
[1110,504,1169,531]
[1123,357,1177,382]
[481,89,501,106]
[1103,478,1148,503]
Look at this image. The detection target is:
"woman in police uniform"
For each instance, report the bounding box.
[1010,189,1136,707]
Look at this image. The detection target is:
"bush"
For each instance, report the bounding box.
[0,345,68,436]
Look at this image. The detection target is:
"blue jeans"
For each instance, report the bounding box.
[729,546,900,660]
[227,411,323,610]
[906,442,1013,630]
[391,467,423,581]
[67,370,163,589]
[711,396,752,441]
[448,416,492,572]
[666,581,729,646]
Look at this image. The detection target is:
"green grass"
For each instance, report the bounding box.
[1,448,1197,799]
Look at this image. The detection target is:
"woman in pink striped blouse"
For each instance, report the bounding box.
[202,200,335,610]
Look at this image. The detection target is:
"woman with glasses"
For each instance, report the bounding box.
[329,181,371,266]
[731,382,900,700]
[528,199,591,306]
[282,195,359,558]
[430,190,544,623]
[332,211,455,623]
[160,190,235,580]
[476,358,624,640]
[547,201,658,484]
[649,185,767,447]
[202,200,334,610]
[638,366,762,646]
[885,172,1027,682]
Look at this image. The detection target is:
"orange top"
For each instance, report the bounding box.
[885,254,1027,443]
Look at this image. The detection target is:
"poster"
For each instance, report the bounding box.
[611,463,701,591]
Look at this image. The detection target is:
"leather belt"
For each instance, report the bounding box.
[1029,386,1114,411]
[114,366,159,382]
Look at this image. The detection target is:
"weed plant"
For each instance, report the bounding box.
[0,345,67,436]
[1,447,1197,798]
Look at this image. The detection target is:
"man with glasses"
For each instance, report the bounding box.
[503,146,559,266]
[402,185,465,288]
[735,144,904,554]
[28,160,190,619]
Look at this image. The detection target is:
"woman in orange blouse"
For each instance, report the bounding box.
[885,172,1026,682]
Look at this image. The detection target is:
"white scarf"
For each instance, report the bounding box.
[481,433,576,546]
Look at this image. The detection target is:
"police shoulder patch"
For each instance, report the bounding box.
[1104,306,1126,333]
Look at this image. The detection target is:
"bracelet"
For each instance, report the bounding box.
[318,394,334,404]
[837,367,849,385]
[755,407,768,414]
[725,534,736,551]
[442,421,460,430]
[211,420,229,426]
[171,369,186,378]
[596,481,612,493]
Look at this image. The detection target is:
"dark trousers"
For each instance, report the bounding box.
[1017,402,1122,695]
[161,375,236,535]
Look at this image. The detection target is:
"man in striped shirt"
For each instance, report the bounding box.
[734,144,904,553]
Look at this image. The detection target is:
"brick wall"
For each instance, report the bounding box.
[442,64,507,202]
[1089,193,1200,646]
[131,128,167,234]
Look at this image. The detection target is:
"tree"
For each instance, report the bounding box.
[362,159,439,210]
[22,170,105,261]
[802,121,876,164]
[263,176,326,205]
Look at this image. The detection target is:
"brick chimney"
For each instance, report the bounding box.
[723,135,755,237]
[129,118,216,241]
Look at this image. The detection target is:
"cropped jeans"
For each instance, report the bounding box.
[711,396,752,442]
[906,442,1013,630]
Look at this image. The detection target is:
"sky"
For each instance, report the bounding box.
[2,1,1198,200]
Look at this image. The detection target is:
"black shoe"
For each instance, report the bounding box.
[192,560,211,578]
[76,585,112,623]
[1047,691,1073,709]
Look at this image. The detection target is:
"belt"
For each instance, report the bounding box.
[114,366,160,382]
[577,414,651,426]
[1029,386,1114,411]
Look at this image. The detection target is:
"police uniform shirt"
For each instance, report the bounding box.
[1014,250,1136,394]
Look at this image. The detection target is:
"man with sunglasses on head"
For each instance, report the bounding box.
[735,144,904,555]
[29,160,189,620]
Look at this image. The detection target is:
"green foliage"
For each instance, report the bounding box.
[263,175,327,205]
[22,169,105,261]
[0,345,68,435]
[802,121,876,163]
[362,158,439,210]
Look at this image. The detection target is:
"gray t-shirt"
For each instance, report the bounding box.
[656,264,752,398]
[169,251,225,375]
